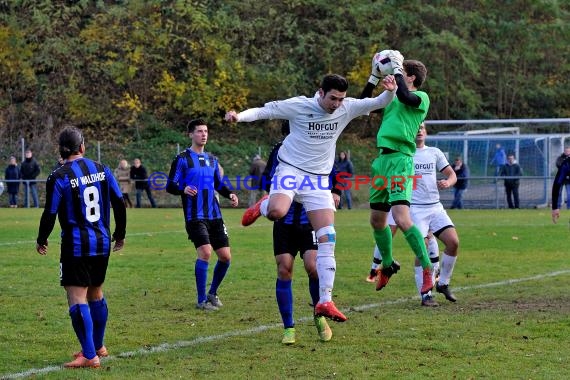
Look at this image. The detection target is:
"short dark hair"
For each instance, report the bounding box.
[187,118,207,133]
[320,74,348,94]
[58,126,84,159]
[404,60,427,88]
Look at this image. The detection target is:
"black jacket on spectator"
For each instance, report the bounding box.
[130,165,149,189]
[5,164,20,193]
[499,162,523,185]
[453,163,469,190]
[20,157,40,185]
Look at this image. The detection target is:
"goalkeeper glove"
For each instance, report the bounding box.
[368,52,384,86]
[389,50,404,76]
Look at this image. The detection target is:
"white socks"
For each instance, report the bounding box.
[316,242,336,303]
[439,253,457,285]
[259,198,269,217]
[371,245,382,271]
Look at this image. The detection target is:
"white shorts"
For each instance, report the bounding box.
[410,203,454,237]
[270,164,335,212]
[387,209,396,226]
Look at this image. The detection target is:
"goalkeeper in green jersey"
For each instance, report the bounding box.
[360,50,434,294]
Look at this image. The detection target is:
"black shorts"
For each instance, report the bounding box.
[273,222,317,258]
[60,255,110,287]
[186,219,229,250]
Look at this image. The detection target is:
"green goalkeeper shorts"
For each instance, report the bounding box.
[369,151,415,205]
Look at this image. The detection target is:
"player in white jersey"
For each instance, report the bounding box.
[366,123,460,306]
[225,74,397,322]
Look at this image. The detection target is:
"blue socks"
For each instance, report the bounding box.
[195,259,209,303]
[69,304,96,359]
[276,279,294,328]
[196,259,230,303]
[309,277,320,307]
[209,260,230,296]
[88,298,108,351]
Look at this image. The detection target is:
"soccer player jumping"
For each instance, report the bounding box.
[360,50,435,294]
[225,73,397,322]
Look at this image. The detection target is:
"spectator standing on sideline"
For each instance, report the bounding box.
[451,156,469,209]
[5,156,21,208]
[226,73,397,322]
[130,158,157,208]
[500,153,523,209]
[166,118,239,311]
[21,149,40,207]
[114,159,133,208]
[36,126,126,368]
[555,147,570,209]
[490,143,507,179]
[335,151,354,210]
[248,154,266,207]
[360,51,434,295]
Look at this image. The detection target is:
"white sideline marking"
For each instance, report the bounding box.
[0,231,187,247]
[2,269,569,379]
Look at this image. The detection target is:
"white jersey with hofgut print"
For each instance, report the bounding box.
[412,145,450,205]
[236,90,395,175]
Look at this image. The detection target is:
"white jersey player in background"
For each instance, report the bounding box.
[225,73,397,322]
[367,123,461,306]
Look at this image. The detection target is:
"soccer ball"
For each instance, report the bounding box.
[373,50,394,76]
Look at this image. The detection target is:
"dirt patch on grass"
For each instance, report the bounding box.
[460,295,570,313]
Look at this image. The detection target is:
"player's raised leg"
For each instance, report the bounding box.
[242,192,293,226]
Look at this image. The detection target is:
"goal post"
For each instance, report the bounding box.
[424,119,570,209]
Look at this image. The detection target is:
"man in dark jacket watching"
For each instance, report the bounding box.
[21,149,40,207]
[499,153,523,209]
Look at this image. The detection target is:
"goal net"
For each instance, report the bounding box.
[425,119,570,209]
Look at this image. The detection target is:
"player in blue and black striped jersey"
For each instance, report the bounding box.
[551,155,570,224]
[263,121,341,344]
[36,126,126,368]
[167,118,239,311]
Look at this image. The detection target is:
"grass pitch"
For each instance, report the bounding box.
[1,208,569,379]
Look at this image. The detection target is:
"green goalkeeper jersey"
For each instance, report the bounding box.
[376,90,430,156]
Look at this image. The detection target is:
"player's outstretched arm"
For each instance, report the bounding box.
[224,110,239,123]
[380,75,397,92]
[225,107,271,123]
